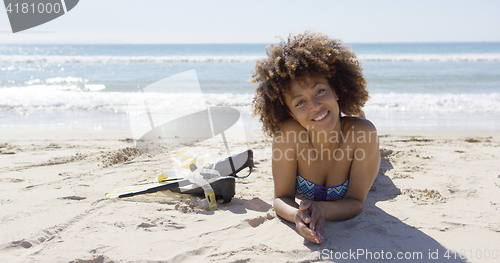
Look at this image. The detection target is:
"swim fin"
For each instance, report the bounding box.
[105,149,254,203]
[106,176,235,204]
[201,149,254,178]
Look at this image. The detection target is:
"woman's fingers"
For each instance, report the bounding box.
[296,201,324,244]
[296,221,320,243]
[307,202,319,230]
[312,215,325,243]
[303,228,322,244]
[308,202,325,243]
[299,199,313,211]
[317,219,325,243]
[295,209,320,243]
[298,200,313,223]
[296,208,311,224]
[315,205,325,238]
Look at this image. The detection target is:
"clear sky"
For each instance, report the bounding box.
[1,0,499,44]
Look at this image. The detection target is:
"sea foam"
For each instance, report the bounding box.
[1,85,499,115]
[0,55,265,64]
[359,53,500,62]
[366,93,500,113]
[1,53,499,64]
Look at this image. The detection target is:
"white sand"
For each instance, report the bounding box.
[0,130,499,262]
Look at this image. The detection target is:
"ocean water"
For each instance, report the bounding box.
[0,43,499,131]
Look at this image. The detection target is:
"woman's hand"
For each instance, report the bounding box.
[294,200,325,243]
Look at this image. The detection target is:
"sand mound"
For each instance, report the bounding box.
[100,147,142,168]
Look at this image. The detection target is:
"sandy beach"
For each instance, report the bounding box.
[0,129,499,262]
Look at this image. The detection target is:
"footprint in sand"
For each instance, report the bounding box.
[137,219,186,231]
[70,255,106,263]
[59,196,87,201]
[0,178,24,183]
[7,240,33,249]
[244,211,276,228]
[99,147,141,168]
[248,216,267,228]
[402,189,446,205]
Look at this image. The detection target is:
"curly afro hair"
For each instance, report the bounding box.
[251,31,369,137]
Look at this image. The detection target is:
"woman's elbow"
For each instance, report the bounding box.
[346,198,365,219]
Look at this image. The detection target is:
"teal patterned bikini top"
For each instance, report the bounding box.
[295,173,349,201]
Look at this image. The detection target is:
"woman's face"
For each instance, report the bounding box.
[285,75,340,131]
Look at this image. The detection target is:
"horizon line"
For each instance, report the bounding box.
[1,41,500,45]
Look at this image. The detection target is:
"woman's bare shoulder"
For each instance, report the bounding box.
[278,118,306,133]
[342,116,377,133]
[341,117,378,148]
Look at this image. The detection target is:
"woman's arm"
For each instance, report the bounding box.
[317,118,380,221]
[272,120,324,243]
[271,120,300,222]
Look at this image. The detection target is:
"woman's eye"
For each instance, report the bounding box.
[295,100,305,107]
[316,89,325,95]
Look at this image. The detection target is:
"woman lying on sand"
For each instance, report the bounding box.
[252,31,380,243]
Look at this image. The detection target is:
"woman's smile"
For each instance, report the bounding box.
[313,110,329,121]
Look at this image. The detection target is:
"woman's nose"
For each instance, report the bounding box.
[310,98,321,111]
